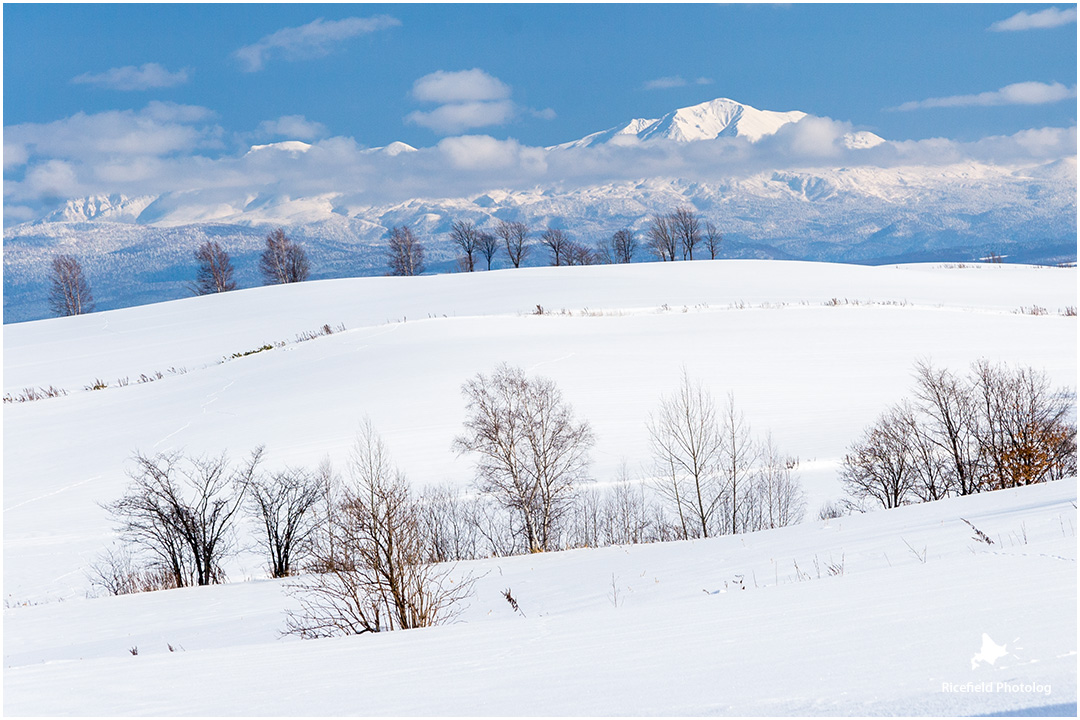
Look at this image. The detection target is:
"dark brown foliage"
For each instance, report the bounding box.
[284,423,474,637]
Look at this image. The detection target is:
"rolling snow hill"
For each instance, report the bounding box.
[2,260,1076,715]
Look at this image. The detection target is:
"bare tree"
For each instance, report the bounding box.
[970,360,1076,489]
[48,254,94,316]
[285,423,474,637]
[454,364,594,553]
[840,406,917,509]
[749,434,806,530]
[703,221,723,260]
[646,214,678,261]
[844,359,1076,510]
[259,228,310,284]
[386,226,425,276]
[564,242,595,266]
[477,231,500,270]
[648,372,725,538]
[540,227,571,266]
[450,220,480,272]
[245,463,329,578]
[496,220,531,269]
[105,448,261,587]
[419,484,484,562]
[611,229,637,264]
[672,206,702,260]
[719,392,759,534]
[190,240,237,295]
[901,402,953,502]
[911,359,981,495]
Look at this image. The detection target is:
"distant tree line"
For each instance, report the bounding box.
[385,205,723,276]
[45,206,720,316]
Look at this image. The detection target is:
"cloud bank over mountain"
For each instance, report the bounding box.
[4,97,1075,226]
[3,96,1075,322]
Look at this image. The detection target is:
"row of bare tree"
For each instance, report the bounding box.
[46,228,310,316]
[841,359,1077,509]
[93,425,471,636]
[91,358,1073,636]
[92,363,804,637]
[387,206,722,276]
[49,206,715,314]
[191,229,310,294]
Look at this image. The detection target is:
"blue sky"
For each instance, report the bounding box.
[3,4,1076,222]
[5,4,1076,146]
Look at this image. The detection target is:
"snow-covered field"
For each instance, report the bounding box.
[4,259,1076,715]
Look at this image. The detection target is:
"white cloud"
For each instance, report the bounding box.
[411,69,511,103]
[643,76,714,90]
[437,135,521,170]
[892,81,1077,111]
[142,101,216,124]
[257,115,327,140]
[4,141,29,170]
[766,116,848,157]
[644,76,688,90]
[3,103,221,170]
[407,101,517,134]
[407,69,551,135]
[25,160,80,197]
[71,63,189,91]
[234,16,400,72]
[990,7,1077,31]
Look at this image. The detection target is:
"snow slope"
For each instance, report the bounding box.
[4,478,1076,715]
[3,260,1076,715]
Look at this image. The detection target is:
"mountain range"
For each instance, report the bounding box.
[3,97,1076,322]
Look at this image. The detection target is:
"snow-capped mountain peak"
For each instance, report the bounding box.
[646,97,808,143]
[40,194,157,224]
[556,97,806,148]
[555,96,884,149]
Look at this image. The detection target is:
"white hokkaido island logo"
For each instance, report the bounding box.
[971,633,1011,670]
[941,633,1051,697]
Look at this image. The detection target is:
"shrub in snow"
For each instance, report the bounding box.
[285,421,474,637]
